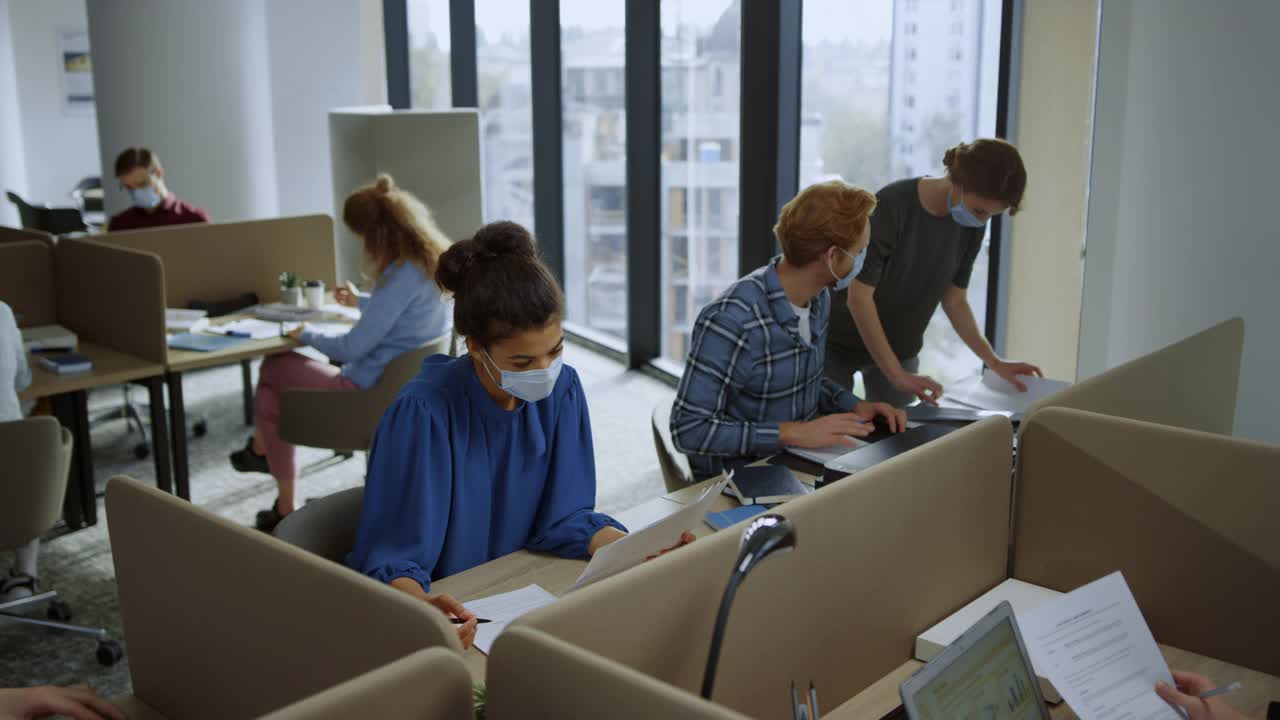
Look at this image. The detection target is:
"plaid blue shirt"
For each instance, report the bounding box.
[671,259,860,480]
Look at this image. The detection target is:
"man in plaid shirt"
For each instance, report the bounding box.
[671,181,907,481]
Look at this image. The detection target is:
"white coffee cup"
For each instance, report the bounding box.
[303,280,325,309]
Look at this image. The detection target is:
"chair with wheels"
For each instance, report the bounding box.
[0,416,122,666]
[652,399,693,492]
[5,191,88,235]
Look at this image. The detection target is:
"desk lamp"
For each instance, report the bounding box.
[700,513,797,699]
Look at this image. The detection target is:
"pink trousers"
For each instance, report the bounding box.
[254,352,358,483]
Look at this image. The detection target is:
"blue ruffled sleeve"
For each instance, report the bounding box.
[345,393,452,592]
[524,371,626,558]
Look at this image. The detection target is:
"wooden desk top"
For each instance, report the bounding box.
[434,483,736,681]
[20,342,164,400]
[165,313,304,372]
[436,465,818,681]
[828,646,1280,719]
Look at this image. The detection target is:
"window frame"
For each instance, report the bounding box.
[383,0,1020,379]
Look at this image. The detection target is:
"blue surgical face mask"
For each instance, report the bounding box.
[128,183,163,210]
[829,246,865,291]
[480,347,563,403]
[947,185,987,229]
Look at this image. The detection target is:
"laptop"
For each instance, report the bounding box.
[887,601,1049,720]
[816,424,956,488]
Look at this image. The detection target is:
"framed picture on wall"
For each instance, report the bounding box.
[58,27,93,115]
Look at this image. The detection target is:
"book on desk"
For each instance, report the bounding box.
[38,352,93,375]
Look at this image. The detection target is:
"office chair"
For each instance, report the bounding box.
[652,399,694,491]
[5,191,88,235]
[0,417,122,665]
[273,486,364,565]
[278,333,451,473]
[69,176,104,230]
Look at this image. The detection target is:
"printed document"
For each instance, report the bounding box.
[463,584,557,655]
[571,475,731,591]
[1020,572,1178,720]
[948,369,1069,414]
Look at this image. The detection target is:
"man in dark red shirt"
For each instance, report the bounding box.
[107,147,211,232]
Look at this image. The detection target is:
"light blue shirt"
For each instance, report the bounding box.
[0,301,31,422]
[300,262,450,389]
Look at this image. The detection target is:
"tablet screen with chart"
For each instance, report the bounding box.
[912,618,1042,720]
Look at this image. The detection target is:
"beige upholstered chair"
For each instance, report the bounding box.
[261,647,473,720]
[0,417,118,662]
[105,476,461,719]
[652,400,693,491]
[273,486,364,565]
[278,333,452,454]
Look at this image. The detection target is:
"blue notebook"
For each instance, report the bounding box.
[705,504,771,531]
[168,332,251,352]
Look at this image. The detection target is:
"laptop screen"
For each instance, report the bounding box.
[911,617,1042,720]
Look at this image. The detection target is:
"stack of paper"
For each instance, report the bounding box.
[21,324,78,352]
[463,584,558,655]
[947,369,1070,415]
[211,318,283,340]
[165,308,208,333]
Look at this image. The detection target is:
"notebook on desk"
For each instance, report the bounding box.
[167,332,252,353]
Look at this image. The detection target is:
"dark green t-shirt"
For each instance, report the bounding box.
[827,178,983,368]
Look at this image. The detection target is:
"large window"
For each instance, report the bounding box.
[475,1,534,229]
[800,0,1002,388]
[561,1,628,344]
[659,0,742,365]
[407,0,451,108]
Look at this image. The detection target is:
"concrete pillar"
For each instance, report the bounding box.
[86,0,279,221]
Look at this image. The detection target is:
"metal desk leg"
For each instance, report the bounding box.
[166,371,191,501]
[143,376,173,494]
[51,391,95,529]
[241,358,254,426]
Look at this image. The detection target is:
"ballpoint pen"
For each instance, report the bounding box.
[809,682,820,720]
[1198,681,1241,699]
[449,617,492,624]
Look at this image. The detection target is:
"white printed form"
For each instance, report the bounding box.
[1020,572,1179,720]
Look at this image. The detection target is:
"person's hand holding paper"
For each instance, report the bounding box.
[1155,671,1248,720]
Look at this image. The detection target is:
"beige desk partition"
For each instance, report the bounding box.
[1013,407,1280,676]
[0,224,55,246]
[1026,317,1244,436]
[105,477,460,720]
[99,214,337,308]
[508,417,1015,718]
[261,647,473,720]
[490,626,748,720]
[54,238,167,364]
[0,240,57,327]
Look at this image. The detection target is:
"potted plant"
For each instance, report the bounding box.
[279,271,302,306]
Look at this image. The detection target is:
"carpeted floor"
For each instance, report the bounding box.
[0,344,675,695]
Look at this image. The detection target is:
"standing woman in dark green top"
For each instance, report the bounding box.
[825,139,1041,406]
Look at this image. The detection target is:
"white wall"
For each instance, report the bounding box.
[0,0,29,227]
[265,0,385,217]
[4,0,99,208]
[1079,0,1280,443]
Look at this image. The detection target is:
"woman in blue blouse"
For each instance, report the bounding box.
[346,221,686,647]
[230,174,451,531]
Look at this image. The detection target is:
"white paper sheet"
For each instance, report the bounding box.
[207,318,283,340]
[1019,572,1178,720]
[947,370,1070,414]
[463,584,558,656]
[571,475,731,592]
